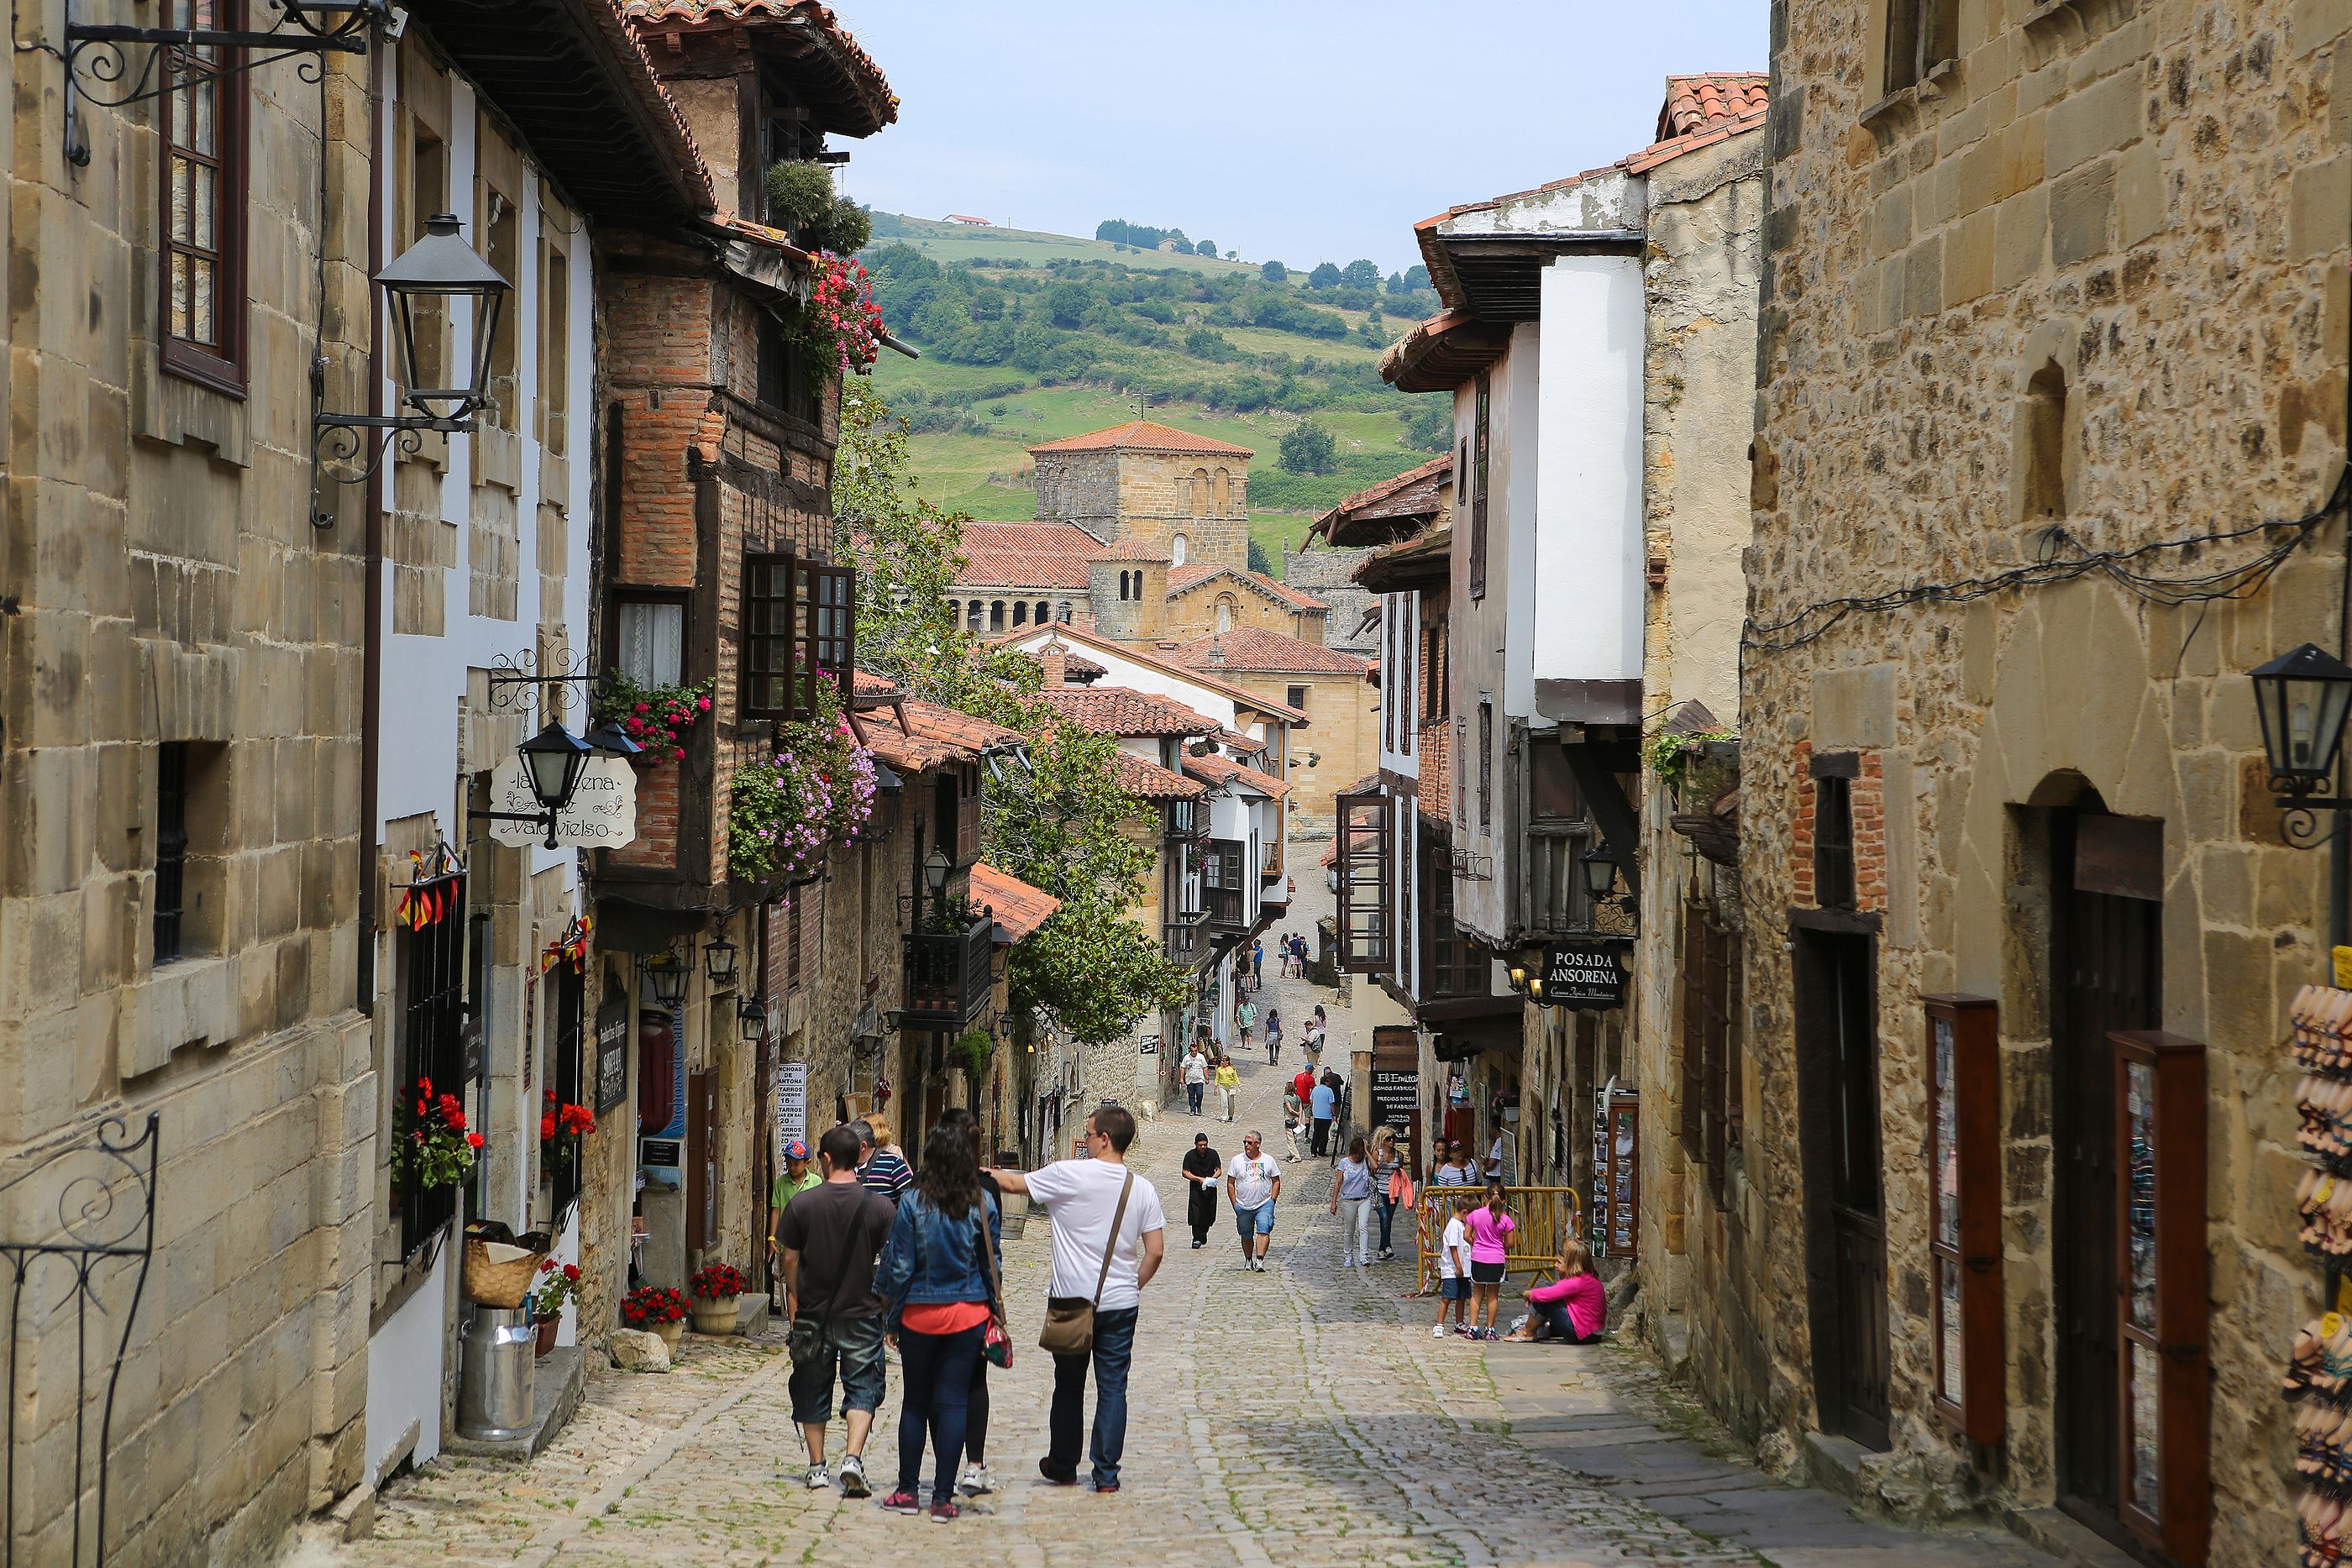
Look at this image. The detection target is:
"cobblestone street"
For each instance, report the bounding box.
[306,936,2056,1568]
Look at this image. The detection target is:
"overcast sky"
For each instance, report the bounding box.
[832,1,1771,274]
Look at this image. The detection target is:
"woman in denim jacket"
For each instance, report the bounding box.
[874,1119,1003,1522]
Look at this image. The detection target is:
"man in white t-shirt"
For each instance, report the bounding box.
[1223,1130,1283,1272]
[989,1105,1166,1493]
[1181,1044,1210,1116]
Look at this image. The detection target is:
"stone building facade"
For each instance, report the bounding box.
[1163,563,1331,644]
[1029,419,1254,567]
[1730,0,2349,1557]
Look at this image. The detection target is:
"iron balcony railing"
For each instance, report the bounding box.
[904,913,995,1030]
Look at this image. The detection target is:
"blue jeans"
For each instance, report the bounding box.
[895,1322,985,1503]
[1048,1305,1137,1487]
[1187,1083,1205,1114]
[1375,1195,1398,1252]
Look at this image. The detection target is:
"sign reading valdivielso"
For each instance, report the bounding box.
[1539,938,1630,1009]
[487,754,638,848]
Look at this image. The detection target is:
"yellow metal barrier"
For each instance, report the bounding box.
[1410,1185,1583,1293]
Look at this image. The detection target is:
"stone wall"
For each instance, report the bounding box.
[1036,447,1251,565]
[0,36,375,1564]
[1739,0,2349,1549]
[1284,544,1380,653]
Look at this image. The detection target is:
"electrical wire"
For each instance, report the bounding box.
[1740,464,2349,656]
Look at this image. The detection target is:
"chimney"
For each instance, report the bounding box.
[1206,637,1226,668]
[1038,641,1068,686]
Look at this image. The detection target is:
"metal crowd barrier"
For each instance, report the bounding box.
[1410,1184,1584,1293]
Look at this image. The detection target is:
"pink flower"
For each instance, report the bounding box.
[697,697,711,711]
[673,747,685,760]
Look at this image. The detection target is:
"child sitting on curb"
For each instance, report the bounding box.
[1507,1239,1606,1345]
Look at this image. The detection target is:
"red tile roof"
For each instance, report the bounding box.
[1112,750,1206,801]
[1039,687,1221,737]
[864,700,1022,770]
[1165,629,1376,678]
[991,624,1310,724]
[972,863,1060,942]
[1658,73,1769,139]
[1166,564,1328,612]
[1028,420,1254,459]
[1185,752,1290,800]
[1311,454,1453,543]
[1379,310,1513,395]
[623,0,896,134]
[953,519,1105,590]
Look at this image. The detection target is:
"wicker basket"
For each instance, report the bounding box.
[462,1236,545,1308]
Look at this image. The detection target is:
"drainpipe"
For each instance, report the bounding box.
[356,38,386,1015]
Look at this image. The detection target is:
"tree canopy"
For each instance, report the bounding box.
[1307,262,1343,289]
[1278,419,1337,475]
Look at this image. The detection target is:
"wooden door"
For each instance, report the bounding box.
[1795,927,1890,1450]
[686,1069,717,1252]
[2053,815,2161,1531]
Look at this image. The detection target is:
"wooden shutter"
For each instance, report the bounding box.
[1467,375,1491,599]
[799,561,856,712]
[2111,1029,2208,1565]
[1335,791,1390,973]
[1924,994,2003,1445]
[741,551,797,721]
[686,1068,718,1251]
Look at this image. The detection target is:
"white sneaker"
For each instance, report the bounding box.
[837,1454,870,1499]
[958,1462,995,1497]
[1431,1324,1447,1339]
[804,1463,832,1490]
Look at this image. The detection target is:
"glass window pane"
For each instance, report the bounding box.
[1933,1015,1959,1251]
[170,254,192,339]
[2128,1338,2160,1517]
[617,601,683,688]
[192,164,216,252]
[1937,1257,1962,1403]
[190,257,214,346]
[2125,1058,2157,1332]
[191,77,216,155]
[171,157,193,244]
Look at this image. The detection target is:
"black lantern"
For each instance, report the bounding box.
[644,951,690,1007]
[924,844,953,894]
[1505,962,1528,994]
[585,720,643,759]
[517,721,594,814]
[704,937,739,989]
[738,994,768,1044]
[2254,642,2352,795]
[1579,842,1621,899]
[379,214,512,427]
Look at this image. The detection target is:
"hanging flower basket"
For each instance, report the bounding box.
[727,675,877,885]
[540,1088,595,1173]
[392,1077,482,1191]
[790,252,885,380]
[592,674,716,764]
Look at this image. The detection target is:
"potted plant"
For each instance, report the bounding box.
[621,1285,688,1352]
[727,675,877,886]
[528,1257,582,1357]
[687,1262,748,1336]
[539,1088,595,1177]
[392,1076,484,1192]
[591,674,715,765]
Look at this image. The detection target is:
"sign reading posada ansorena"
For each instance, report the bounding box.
[1539,938,1630,1009]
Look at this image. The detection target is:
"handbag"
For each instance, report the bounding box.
[976,1202,1014,1370]
[1038,1169,1132,1358]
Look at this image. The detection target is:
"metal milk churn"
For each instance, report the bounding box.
[456,1306,537,1440]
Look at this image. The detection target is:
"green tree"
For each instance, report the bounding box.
[1043,281,1092,328]
[832,383,1189,1046]
[1259,259,1289,282]
[1401,397,1452,453]
[1247,537,1275,576]
[1278,419,1337,475]
[1307,262,1342,289]
[1194,239,1218,256]
[1341,259,1381,289]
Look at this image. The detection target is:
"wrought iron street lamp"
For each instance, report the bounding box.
[2251,642,2352,852]
[1580,843,1621,900]
[924,845,953,894]
[738,994,768,1044]
[704,937,739,989]
[585,720,644,758]
[644,951,690,1007]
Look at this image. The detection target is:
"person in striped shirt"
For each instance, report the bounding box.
[858,1114,914,1206]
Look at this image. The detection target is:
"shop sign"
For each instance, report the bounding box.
[1540,938,1630,1009]
[1368,1069,1418,1133]
[639,1138,681,1169]
[593,996,630,1114]
[1137,1032,1161,1056]
[486,754,638,849]
[774,1062,808,1159]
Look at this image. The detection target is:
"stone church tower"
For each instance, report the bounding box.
[1028,420,1253,568]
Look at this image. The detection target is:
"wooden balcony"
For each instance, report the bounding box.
[903,912,995,1030]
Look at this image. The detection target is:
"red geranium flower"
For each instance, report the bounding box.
[465,1131,485,1149]
[541,1115,558,1141]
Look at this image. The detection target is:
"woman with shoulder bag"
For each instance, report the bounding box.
[874,1120,1005,1523]
[938,1109,1009,1498]
[1371,1129,1410,1261]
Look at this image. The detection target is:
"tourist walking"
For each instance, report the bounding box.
[1235,996,1257,1051]
[1506,1239,1606,1345]
[775,1123,897,1498]
[938,1109,1001,1498]
[766,1138,820,1271]
[1214,1054,1240,1121]
[1182,1041,1210,1116]
[1464,1183,1516,1340]
[1225,1130,1282,1272]
[1370,1129,1408,1261]
[858,1114,914,1206]
[988,1106,1166,1493]
[1483,1126,1510,1184]
[1431,1139,1478,1189]
[1431,1191,1473,1337]
[874,1120,1005,1523]
[1303,1007,1326,1060]
[1265,1007,1283,1064]
[1249,937,1264,990]
[1182,1132,1221,1248]
[1310,1071,1340,1157]
[1330,1137,1375,1266]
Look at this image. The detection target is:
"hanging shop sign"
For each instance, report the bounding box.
[593,996,630,1114]
[1540,938,1630,1009]
[1592,1080,1640,1258]
[1368,1069,1419,1133]
[487,753,638,849]
[774,1062,809,1161]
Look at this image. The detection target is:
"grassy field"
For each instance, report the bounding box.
[871,212,1289,280]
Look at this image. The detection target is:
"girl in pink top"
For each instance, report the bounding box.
[1462,1184,1515,1338]
[1510,1240,1605,1345]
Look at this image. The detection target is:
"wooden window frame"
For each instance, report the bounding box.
[1477,699,1494,831]
[1924,994,2004,1445]
[2110,1029,2209,1566]
[1335,791,1391,973]
[741,553,856,722]
[1467,376,1492,599]
[546,965,585,1222]
[153,742,192,966]
[1679,900,1742,1201]
[394,871,469,1259]
[1814,767,1856,910]
[159,0,250,395]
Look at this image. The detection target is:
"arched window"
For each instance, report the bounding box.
[2022,359,2068,521]
[1171,532,1189,567]
[1035,600,1050,623]
[1190,469,1210,516]
[1215,468,1231,512]
[1013,601,1029,626]
[1215,595,1235,634]
[990,600,1006,630]
[1057,601,1073,623]
[966,600,984,632]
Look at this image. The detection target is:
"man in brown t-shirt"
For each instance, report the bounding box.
[777,1121,897,1497]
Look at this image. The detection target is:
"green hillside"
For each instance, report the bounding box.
[858,219,1450,574]
[869,212,1260,276]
